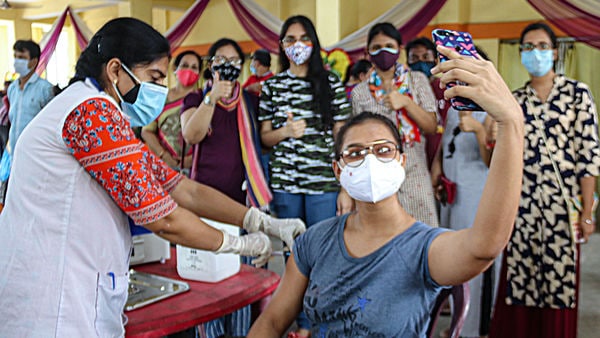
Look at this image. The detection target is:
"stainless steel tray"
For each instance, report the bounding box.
[125,269,190,311]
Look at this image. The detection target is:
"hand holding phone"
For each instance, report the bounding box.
[432,29,483,111]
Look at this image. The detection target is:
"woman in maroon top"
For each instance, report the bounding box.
[180,37,268,338]
[181,38,263,206]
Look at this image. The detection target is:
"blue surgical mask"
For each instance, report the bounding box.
[14,59,31,77]
[112,63,168,127]
[409,61,436,78]
[250,65,257,75]
[521,49,554,77]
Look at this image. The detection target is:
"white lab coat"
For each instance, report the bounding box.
[0,79,131,337]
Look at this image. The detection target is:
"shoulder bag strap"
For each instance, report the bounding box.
[527,98,578,247]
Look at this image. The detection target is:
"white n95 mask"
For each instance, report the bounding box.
[339,154,405,203]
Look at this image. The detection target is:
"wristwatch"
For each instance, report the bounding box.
[203,94,214,107]
[583,218,594,225]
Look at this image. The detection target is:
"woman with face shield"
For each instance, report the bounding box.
[141,50,202,171]
[0,18,305,337]
[248,44,525,338]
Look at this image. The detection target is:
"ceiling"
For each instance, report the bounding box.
[3,0,195,21]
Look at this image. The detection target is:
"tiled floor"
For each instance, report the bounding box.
[268,232,600,337]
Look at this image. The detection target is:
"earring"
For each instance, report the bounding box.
[113,79,118,85]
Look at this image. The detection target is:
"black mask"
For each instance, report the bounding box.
[122,85,140,104]
[212,63,241,81]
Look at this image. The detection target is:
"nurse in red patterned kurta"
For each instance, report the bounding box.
[0,18,305,338]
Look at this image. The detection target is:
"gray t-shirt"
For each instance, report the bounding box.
[294,214,449,337]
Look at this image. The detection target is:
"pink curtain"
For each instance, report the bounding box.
[528,0,600,49]
[344,0,447,60]
[165,0,211,53]
[36,0,449,73]
[69,7,93,50]
[228,0,447,61]
[228,0,280,53]
[36,8,69,75]
[37,7,92,75]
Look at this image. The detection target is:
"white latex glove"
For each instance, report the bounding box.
[243,207,306,248]
[215,230,272,267]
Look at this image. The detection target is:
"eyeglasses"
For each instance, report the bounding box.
[520,42,553,52]
[340,140,400,168]
[210,56,243,66]
[281,35,312,46]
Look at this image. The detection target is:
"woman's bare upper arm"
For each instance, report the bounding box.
[253,253,309,334]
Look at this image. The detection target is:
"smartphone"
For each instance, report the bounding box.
[431,29,483,111]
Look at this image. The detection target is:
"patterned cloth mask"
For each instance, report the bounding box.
[285,42,313,65]
[212,63,241,81]
[339,154,405,203]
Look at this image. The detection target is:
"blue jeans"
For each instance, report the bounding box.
[272,191,338,229]
[272,191,338,330]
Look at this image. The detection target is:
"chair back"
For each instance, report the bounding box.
[426,283,470,338]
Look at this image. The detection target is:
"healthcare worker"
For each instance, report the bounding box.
[0,18,305,337]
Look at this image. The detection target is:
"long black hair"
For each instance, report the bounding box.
[70,17,170,89]
[278,15,334,129]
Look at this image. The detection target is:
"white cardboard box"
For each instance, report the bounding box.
[176,218,241,283]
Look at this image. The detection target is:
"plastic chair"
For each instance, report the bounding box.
[426,283,470,338]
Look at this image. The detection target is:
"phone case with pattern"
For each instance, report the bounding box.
[432,29,483,111]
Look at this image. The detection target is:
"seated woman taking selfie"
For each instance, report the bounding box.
[247,44,524,337]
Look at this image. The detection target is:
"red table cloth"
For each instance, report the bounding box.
[125,248,280,337]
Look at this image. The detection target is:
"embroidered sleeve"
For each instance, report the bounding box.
[574,82,600,178]
[410,71,438,114]
[144,143,185,192]
[62,98,179,225]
